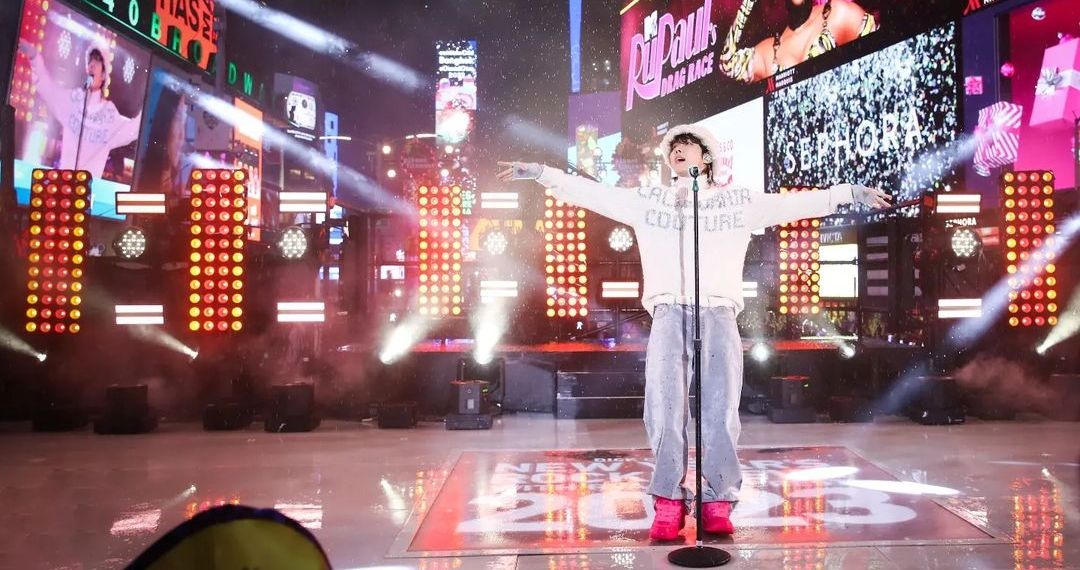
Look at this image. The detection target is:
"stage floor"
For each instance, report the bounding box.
[0,415,1076,569]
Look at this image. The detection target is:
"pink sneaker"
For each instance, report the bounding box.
[649,496,688,541]
[702,501,735,535]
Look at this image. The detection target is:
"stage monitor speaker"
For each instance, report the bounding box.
[376,401,418,429]
[907,376,965,425]
[95,384,158,434]
[265,383,319,432]
[555,370,645,419]
[767,376,817,424]
[1045,374,1080,421]
[204,400,254,431]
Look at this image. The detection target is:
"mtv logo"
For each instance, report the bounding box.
[644,11,658,40]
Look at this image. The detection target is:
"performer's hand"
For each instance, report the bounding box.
[496,161,543,182]
[834,183,892,209]
[17,39,38,60]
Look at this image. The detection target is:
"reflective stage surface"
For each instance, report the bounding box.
[401,446,998,556]
[0,415,1075,569]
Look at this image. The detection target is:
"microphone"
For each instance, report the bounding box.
[84,74,93,89]
[689,166,699,178]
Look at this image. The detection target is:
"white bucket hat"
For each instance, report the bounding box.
[659,124,723,170]
[84,41,112,92]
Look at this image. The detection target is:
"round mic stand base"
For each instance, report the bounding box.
[668,544,732,567]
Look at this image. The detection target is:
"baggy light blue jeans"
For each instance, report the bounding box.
[645,303,743,504]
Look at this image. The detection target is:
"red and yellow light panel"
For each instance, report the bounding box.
[1002,171,1057,328]
[25,169,90,334]
[417,183,463,317]
[9,0,48,123]
[186,169,248,333]
[543,190,588,318]
[777,186,822,316]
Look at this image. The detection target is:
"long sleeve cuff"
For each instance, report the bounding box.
[827,184,855,212]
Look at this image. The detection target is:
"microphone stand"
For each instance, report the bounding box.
[74,76,91,170]
[668,166,731,567]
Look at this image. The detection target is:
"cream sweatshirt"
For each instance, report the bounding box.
[536,167,853,315]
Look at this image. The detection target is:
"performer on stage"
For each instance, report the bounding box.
[497,124,891,540]
[17,39,142,180]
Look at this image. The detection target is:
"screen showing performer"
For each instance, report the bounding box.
[7,0,151,218]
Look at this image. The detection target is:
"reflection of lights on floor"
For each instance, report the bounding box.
[380,478,406,511]
[1011,477,1065,568]
[784,466,860,482]
[274,502,323,530]
[186,497,241,519]
[844,479,960,496]
[407,449,992,553]
[109,509,161,537]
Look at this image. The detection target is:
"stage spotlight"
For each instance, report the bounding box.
[0,326,50,361]
[278,226,308,259]
[472,301,507,367]
[386,169,397,179]
[608,226,634,253]
[382,144,392,155]
[839,343,857,359]
[483,230,508,256]
[114,227,147,259]
[751,342,771,363]
[128,325,199,360]
[379,318,428,364]
[950,227,981,259]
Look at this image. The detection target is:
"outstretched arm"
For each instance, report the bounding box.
[20,40,72,121]
[497,161,640,225]
[743,184,891,230]
[104,109,143,151]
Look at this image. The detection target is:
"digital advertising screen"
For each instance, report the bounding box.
[273,73,319,142]
[133,63,195,203]
[232,97,264,242]
[436,40,477,146]
[693,97,765,191]
[620,0,958,134]
[7,0,152,219]
[961,0,1080,195]
[765,22,960,210]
